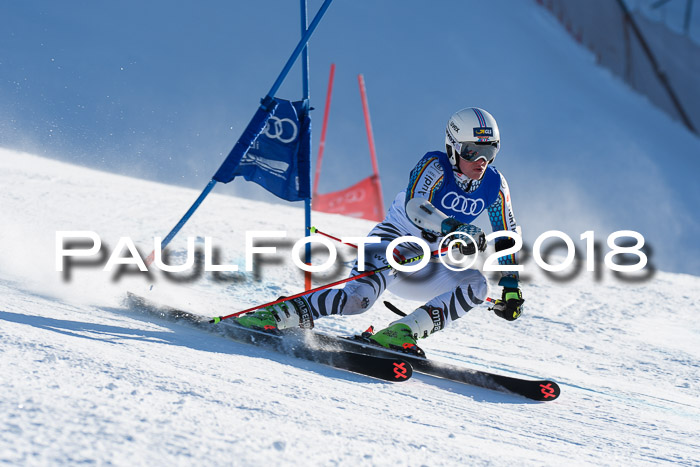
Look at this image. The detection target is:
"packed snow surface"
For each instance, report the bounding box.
[1,149,698,465]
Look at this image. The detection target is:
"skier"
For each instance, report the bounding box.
[236,107,524,353]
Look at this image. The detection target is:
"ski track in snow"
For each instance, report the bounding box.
[1,149,699,465]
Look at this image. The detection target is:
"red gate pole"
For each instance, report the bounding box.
[358,74,385,219]
[313,63,336,199]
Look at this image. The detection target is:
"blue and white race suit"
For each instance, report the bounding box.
[305,151,520,332]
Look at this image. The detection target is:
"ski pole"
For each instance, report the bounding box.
[210,250,428,324]
[308,227,502,310]
[308,226,452,257]
[308,226,357,248]
[385,297,499,317]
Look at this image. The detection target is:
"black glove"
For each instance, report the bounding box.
[451,223,487,255]
[492,287,524,321]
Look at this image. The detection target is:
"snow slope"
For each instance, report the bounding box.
[1,148,699,466]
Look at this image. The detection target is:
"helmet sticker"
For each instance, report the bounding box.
[473,127,493,137]
[446,129,458,146]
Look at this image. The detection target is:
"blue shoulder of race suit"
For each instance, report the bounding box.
[405,152,444,203]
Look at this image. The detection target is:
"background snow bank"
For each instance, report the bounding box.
[2,1,700,274]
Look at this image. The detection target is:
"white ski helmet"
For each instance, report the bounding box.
[445,107,500,168]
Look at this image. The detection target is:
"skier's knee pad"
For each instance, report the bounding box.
[458,271,488,306]
[341,294,373,315]
[340,280,379,315]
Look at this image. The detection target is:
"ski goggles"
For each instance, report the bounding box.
[454,140,499,163]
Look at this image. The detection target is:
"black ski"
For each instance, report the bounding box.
[124,293,559,399]
[309,332,561,401]
[124,293,412,383]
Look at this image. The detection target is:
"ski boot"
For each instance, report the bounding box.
[364,304,441,357]
[234,297,314,333]
[367,323,424,356]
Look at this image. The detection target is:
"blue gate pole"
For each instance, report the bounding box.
[146,0,334,266]
[301,0,313,290]
[145,179,217,265]
[266,0,333,100]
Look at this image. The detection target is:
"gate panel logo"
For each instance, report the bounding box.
[263,116,298,143]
